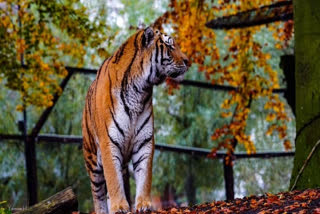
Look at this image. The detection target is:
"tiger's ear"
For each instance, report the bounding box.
[142,27,154,47]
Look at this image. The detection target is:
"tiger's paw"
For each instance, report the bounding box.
[110,199,130,214]
[135,196,152,213]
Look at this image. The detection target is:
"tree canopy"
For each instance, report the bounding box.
[0,0,110,109]
[155,0,294,157]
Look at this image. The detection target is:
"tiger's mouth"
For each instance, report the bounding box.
[169,67,188,81]
[170,71,182,78]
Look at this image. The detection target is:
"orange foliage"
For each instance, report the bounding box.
[0,0,107,109]
[125,188,320,213]
[159,0,294,156]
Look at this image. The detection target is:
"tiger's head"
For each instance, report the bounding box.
[140,27,190,85]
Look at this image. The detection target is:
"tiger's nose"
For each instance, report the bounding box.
[183,57,190,67]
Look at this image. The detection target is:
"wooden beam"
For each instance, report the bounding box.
[206,1,293,29]
[16,187,78,214]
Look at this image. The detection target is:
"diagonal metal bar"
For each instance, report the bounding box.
[29,71,74,139]
[206,1,293,30]
[20,70,73,206]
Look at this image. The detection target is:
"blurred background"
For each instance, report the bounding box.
[0,0,295,212]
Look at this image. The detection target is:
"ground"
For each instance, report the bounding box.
[115,188,320,214]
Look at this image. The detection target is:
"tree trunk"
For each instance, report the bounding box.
[290,0,320,189]
[16,187,78,214]
[280,55,295,115]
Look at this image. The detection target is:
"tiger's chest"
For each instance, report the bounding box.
[107,91,153,161]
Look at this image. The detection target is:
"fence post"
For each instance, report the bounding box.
[22,110,38,206]
[18,4,38,205]
[280,55,295,115]
[223,158,234,200]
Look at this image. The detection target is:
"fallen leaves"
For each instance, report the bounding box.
[120,188,320,214]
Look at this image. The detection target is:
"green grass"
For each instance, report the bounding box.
[0,201,11,214]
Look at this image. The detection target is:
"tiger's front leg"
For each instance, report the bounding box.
[132,114,154,211]
[99,131,130,214]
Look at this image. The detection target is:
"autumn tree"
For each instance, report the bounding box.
[0,0,110,110]
[0,0,113,208]
[156,0,294,158]
[290,0,320,189]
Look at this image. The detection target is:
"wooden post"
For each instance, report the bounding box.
[223,158,234,200]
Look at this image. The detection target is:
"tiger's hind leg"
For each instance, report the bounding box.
[90,170,108,214]
[83,138,108,214]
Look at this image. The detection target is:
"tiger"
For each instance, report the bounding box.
[82,27,189,214]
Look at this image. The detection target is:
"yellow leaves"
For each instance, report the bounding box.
[97,48,109,59]
[265,53,271,60]
[221,99,231,109]
[273,32,279,40]
[266,124,276,136]
[166,0,291,157]
[91,54,96,63]
[41,63,50,71]
[60,68,68,77]
[266,113,276,121]
[221,112,232,118]
[16,38,27,54]
[278,126,287,139]
[275,43,282,49]
[235,132,256,154]
[266,124,288,140]
[283,140,292,151]
[166,0,218,68]
[1,15,12,28]
[0,1,109,111]
[22,81,29,90]
[16,105,24,112]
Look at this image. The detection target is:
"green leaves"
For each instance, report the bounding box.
[0,201,10,214]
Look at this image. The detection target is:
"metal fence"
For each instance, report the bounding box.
[0,0,296,206]
[0,66,294,206]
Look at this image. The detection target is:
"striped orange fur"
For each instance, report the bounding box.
[82,27,189,214]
